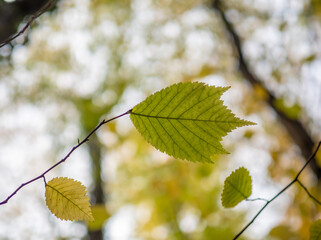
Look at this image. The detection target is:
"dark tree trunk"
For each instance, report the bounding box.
[87,135,104,240]
[212,0,321,180]
[0,0,48,43]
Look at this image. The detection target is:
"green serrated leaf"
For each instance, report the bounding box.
[130,82,255,163]
[221,167,252,208]
[45,177,94,221]
[310,219,321,240]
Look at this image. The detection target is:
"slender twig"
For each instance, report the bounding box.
[297,179,321,206]
[0,0,56,49]
[246,198,268,202]
[233,141,321,240]
[42,176,47,185]
[0,110,131,205]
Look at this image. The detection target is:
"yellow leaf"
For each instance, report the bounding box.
[45,177,94,221]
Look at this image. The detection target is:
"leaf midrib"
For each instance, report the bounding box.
[131,112,242,124]
[47,184,91,219]
[226,179,249,200]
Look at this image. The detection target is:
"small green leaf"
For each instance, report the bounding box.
[130,82,255,163]
[310,220,321,240]
[221,167,252,208]
[45,177,94,221]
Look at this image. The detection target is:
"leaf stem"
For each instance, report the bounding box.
[233,141,321,240]
[43,176,47,186]
[0,110,131,205]
[246,198,268,202]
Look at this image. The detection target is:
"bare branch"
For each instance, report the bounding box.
[0,110,131,205]
[233,141,321,239]
[0,0,56,49]
[297,179,321,206]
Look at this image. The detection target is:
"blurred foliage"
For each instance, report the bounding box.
[268,225,298,240]
[310,0,321,17]
[0,0,320,239]
[109,130,247,239]
[273,98,301,120]
[87,204,110,231]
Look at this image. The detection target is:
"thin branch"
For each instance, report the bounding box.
[246,198,268,202]
[0,110,131,205]
[297,179,321,206]
[0,0,56,49]
[233,141,321,240]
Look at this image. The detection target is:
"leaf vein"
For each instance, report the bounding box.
[226,179,248,199]
[131,112,244,124]
[47,185,91,218]
[168,119,206,161]
[168,84,203,117]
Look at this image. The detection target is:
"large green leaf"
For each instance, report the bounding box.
[130,82,255,163]
[221,167,252,208]
[310,220,321,240]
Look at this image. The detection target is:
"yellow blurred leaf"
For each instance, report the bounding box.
[87,204,110,231]
[269,225,297,240]
[310,219,321,240]
[253,85,269,101]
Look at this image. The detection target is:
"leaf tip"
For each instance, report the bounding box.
[223,85,231,91]
[246,120,257,126]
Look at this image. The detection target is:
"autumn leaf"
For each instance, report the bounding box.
[45,177,94,221]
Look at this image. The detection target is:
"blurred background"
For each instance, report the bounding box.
[0,0,321,239]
